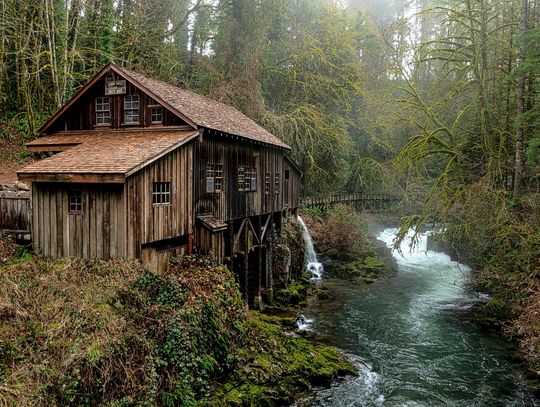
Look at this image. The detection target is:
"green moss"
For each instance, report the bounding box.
[209,314,357,406]
[0,233,356,407]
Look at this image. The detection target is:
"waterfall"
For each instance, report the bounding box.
[298,216,323,280]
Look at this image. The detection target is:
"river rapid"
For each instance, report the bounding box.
[302,228,539,407]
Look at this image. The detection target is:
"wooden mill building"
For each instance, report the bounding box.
[17,63,301,306]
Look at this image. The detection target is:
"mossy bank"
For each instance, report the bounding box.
[0,234,355,406]
[300,205,391,282]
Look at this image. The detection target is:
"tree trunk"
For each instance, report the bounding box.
[514,0,528,200]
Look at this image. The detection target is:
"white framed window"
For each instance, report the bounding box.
[215,164,223,192]
[124,94,140,124]
[265,172,270,195]
[206,163,224,193]
[95,97,111,125]
[238,166,256,191]
[152,182,171,205]
[150,106,162,124]
[69,191,82,212]
[238,166,245,191]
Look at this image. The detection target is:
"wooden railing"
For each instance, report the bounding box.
[0,193,31,233]
[300,193,399,209]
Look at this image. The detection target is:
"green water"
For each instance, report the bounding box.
[305,228,538,407]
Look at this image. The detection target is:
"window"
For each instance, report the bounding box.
[285,169,290,180]
[150,106,162,124]
[206,164,223,193]
[124,95,140,124]
[248,167,257,191]
[69,191,82,212]
[238,166,257,191]
[265,172,270,195]
[152,182,171,205]
[95,97,110,125]
[275,172,280,195]
[215,164,223,192]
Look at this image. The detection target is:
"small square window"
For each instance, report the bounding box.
[150,106,162,124]
[69,191,82,212]
[153,182,171,206]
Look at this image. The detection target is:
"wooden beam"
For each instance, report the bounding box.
[17,173,125,184]
[233,218,248,254]
[260,213,272,242]
[27,144,81,153]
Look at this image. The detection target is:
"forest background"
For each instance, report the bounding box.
[1,0,540,372]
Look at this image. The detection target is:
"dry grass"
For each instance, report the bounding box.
[0,246,142,406]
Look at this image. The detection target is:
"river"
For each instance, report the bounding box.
[302,228,539,407]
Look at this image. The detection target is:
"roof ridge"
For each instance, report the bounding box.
[112,64,290,150]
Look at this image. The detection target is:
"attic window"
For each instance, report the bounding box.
[153,182,171,206]
[150,106,162,124]
[124,95,140,124]
[95,97,111,125]
[69,191,82,212]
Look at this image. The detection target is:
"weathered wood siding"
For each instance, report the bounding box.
[31,144,193,259]
[282,159,300,210]
[125,143,193,258]
[194,130,300,222]
[0,194,31,233]
[195,225,225,264]
[48,72,187,133]
[32,183,126,257]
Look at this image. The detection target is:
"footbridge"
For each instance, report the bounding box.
[300,193,400,210]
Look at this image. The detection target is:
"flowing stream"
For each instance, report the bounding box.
[302,227,538,407]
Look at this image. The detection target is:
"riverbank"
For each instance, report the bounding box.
[300,206,393,282]
[0,234,356,406]
[296,226,540,406]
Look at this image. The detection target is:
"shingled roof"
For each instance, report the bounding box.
[18,130,198,183]
[113,65,290,149]
[37,63,290,150]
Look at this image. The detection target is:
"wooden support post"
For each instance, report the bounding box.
[243,218,249,301]
[187,233,193,255]
[253,215,263,310]
[227,221,235,270]
[267,218,274,302]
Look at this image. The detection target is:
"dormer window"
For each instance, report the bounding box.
[95,97,111,125]
[124,95,140,124]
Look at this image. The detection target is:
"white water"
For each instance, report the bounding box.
[306,227,538,407]
[298,216,324,280]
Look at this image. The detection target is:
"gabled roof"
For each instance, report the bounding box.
[18,130,198,183]
[38,63,290,150]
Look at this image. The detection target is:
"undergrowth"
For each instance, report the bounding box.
[0,238,355,406]
[302,204,386,279]
[432,184,540,378]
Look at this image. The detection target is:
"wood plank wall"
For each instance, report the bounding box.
[32,183,126,257]
[0,194,31,232]
[32,143,193,259]
[194,131,301,222]
[125,143,193,258]
[48,72,187,133]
